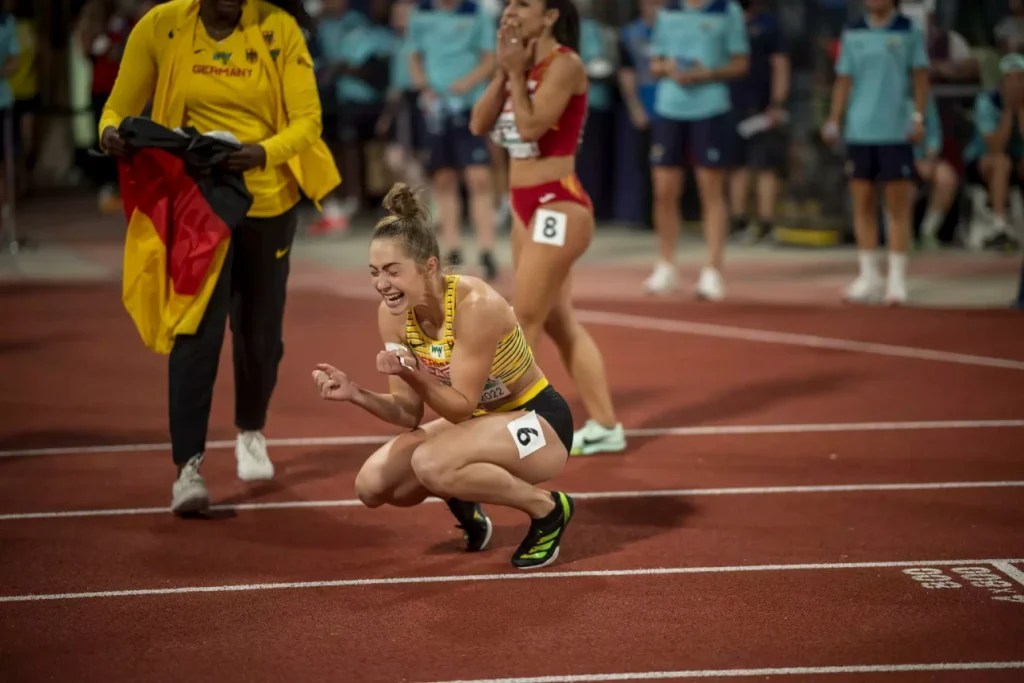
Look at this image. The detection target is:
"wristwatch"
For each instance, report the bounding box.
[911,110,924,124]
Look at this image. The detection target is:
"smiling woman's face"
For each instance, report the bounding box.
[369,237,436,315]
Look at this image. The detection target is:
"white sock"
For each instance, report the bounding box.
[858,250,882,280]
[921,209,944,238]
[888,251,907,285]
[321,199,343,218]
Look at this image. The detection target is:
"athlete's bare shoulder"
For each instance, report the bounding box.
[552,48,584,70]
[453,275,517,334]
[547,49,587,91]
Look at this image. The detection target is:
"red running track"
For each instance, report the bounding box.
[2,284,1024,682]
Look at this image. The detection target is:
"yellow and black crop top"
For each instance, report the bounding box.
[404,275,547,412]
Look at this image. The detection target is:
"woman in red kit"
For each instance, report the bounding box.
[469,0,624,457]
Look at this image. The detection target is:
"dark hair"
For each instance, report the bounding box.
[545,0,579,54]
[372,183,441,267]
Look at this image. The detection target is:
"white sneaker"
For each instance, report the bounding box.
[695,266,725,301]
[171,454,211,515]
[235,430,274,481]
[643,261,679,294]
[885,277,907,306]
[571,420,627,456]
[843,275,884,304]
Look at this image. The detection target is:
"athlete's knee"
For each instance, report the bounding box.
[353,456,399,508]
[513,301,547,340]
[353,469,389,508]
[384,144,406,175]
[433,169,459,193]
[464,166,492,194]
[354,480,387,508]
[652,173,681,205]
[542,303,576,348]
[982,153,1011,177]
[409,442,456,497]
[696,168,726,203]
[935,161,959,193]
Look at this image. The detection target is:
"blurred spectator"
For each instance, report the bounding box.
[924,2,977,84]
[644,0,750,300]
[823,0,930,306]
[617,0,665,230]
[914,93,959,248]
[922,0,977,180]
[0,2,17,226]
[995,0,1024,54]
[408,0,497,279]
[76,0,133,213]
[75,0,155,210]
[576,0,616,221]
[819,0,853,39]
[476,0,510,232]
[376,0,432,211]
[727,0,790,245]
[7,0,35,198]
[311,0,395,233]
[962,53,1024,249]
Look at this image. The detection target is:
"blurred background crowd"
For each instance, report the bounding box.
[2,0,1024,256]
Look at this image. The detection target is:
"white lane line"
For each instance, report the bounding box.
[575,309,1024,371]
[4,418,1023,458]
[3,480,1023,521]
[420,661,1024,683]
[992,561,1024,587]
[2,558,1022,604]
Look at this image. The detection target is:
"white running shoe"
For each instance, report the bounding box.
[236,430,275,481]
[695,266,725,301]
[885,276,907,306]
[843,275,884,304]
[171,454,211,515]
[643,261,679,294]
[571,420,627,456]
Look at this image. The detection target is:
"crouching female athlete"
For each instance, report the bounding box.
[312,183,575,570]
[468,0,625,457]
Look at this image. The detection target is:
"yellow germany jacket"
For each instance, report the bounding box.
[101,0,341,354]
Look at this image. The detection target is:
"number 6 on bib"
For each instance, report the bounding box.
[532,208,567,247]
[507,411,547,459]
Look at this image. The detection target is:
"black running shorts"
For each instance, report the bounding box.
[516,384,574,455]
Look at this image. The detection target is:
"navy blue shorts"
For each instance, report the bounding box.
[423,115,490,173]
[649,113,737,169]
[845,144,917,182]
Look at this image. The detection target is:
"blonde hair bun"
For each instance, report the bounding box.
[382,182,429,222]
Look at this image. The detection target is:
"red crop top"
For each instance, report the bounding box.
[490,44,588,160]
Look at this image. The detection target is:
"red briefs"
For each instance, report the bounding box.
[509,174,593,227]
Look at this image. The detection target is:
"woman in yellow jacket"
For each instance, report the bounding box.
[100,0,341,515]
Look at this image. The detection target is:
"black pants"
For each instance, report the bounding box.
[168,207,298,465]
[637,125,654,229]
[576,108,614,221]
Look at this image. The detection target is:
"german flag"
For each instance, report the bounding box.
[117,119,252,354]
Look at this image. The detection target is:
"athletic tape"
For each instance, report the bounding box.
[384,343,416,371]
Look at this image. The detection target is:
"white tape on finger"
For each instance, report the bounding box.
[532,208,567,247]
[384,342,415,370]
[507,411,546,459]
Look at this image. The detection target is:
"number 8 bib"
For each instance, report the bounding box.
[532,208,567,247]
